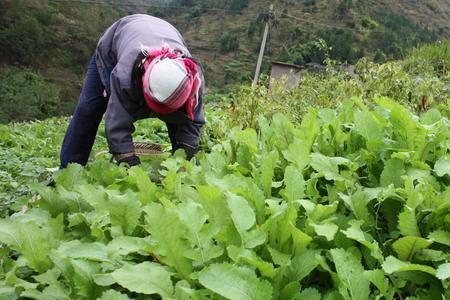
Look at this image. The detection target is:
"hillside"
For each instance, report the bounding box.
[165,0,450,85]
[0,0,449,121]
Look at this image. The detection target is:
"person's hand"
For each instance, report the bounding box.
[173,143,198,160]
[114,152,141,166]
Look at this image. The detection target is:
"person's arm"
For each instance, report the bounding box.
[105,74,140,166]
[167,88,205,159]
[174,76,206,160]
[172,121,203,160]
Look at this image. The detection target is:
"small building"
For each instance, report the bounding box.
[270,61,302,90]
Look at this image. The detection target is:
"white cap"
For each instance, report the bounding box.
[148,57,188,103]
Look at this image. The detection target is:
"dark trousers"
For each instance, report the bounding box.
[60,56,180,168]
[60,56,108,168]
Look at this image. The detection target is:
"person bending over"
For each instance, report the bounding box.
[60,14,204,168]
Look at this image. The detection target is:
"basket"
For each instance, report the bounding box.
[133,142,164,156]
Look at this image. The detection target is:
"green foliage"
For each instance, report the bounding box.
[335,0,352,19]
[228,0,249,11]
[0,67,60,123]
[318,28,362,63]
[367,11,437,59]
[0,15,45,64]
[0,96,449,299]
[228,52,449,128]
[403,40,450,77]
[220,32,240,53]
[288,38,330,65]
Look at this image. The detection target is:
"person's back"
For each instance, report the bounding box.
[96,14,191,94]
[60,14,205,168]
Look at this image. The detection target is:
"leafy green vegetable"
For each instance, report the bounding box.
[1,98,449,299]
[110,262,173,298]
[198,263,273,300]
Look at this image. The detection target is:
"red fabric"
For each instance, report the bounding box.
[141,48,201,120]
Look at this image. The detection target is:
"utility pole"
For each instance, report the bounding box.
[252,3,274,88]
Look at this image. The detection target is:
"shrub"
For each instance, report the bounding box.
[0,15,45,64]
[220,32,240,53]
[289,38,330,65]
[0,67,61,123]
[403,40,450,77]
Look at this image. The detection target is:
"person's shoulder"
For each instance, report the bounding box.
[120,14,163,22]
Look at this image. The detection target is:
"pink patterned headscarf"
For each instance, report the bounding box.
[141,47,201,120]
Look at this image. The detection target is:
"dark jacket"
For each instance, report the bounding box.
[95,14,205,154]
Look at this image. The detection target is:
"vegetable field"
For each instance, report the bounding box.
[0,96,449,299]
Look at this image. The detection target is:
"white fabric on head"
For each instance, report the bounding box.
[148,58,187,103]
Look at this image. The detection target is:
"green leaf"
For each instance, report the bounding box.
[330,248,370,300]
[398,209,420,237]
[284,250,319,283]
[268,247,291,266]
[198,263,273,300]
[174,280,209,300]
[92,273,115,287]
[177,201,223,264]
[312,222,338,241]
[226,192,255,233]
[342,220,383,262]
[54,164,86,189]
[106,236,152,257]
[226,192,265,249]
[310,153,349,181]
[256,150,278,197]
[428,230,450,246]
[380,158,405,188]
[299,200,338,223]
[434,156,450,177]
[143,203,192,278]
[382,256,436,276]
[339,191,373,226]
[283,140,311,172]
[70,259,103,299]
[111,262,173,299]
[415,249,449,262]
[76,184,107,210]
[107,191,141,237]
[436,263,450,280]
[55,240,109,262]
[227,246,276,278]
[196,185,230,228]
[290,225,312,254]
[0,217,56,273]
[22,285,70,300]
[33,267,61,286]
[295,288,322,300]
[241,227,267,249]
[354,110,384,149]
[363,269,390,295]
[296,288,321,300]
[281,166,305,202]
[376,97,427,157]
[392,236,432,261]
[97,290,130,300]
[127,166,158,204]
[0,287,17,300]
[231,128,258,172]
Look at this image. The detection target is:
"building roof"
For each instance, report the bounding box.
[270,61,303,70]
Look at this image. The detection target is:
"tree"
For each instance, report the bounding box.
[0,15,45,64]
[0,67,61,123]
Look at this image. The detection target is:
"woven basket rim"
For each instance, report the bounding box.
[133,141,164,155]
